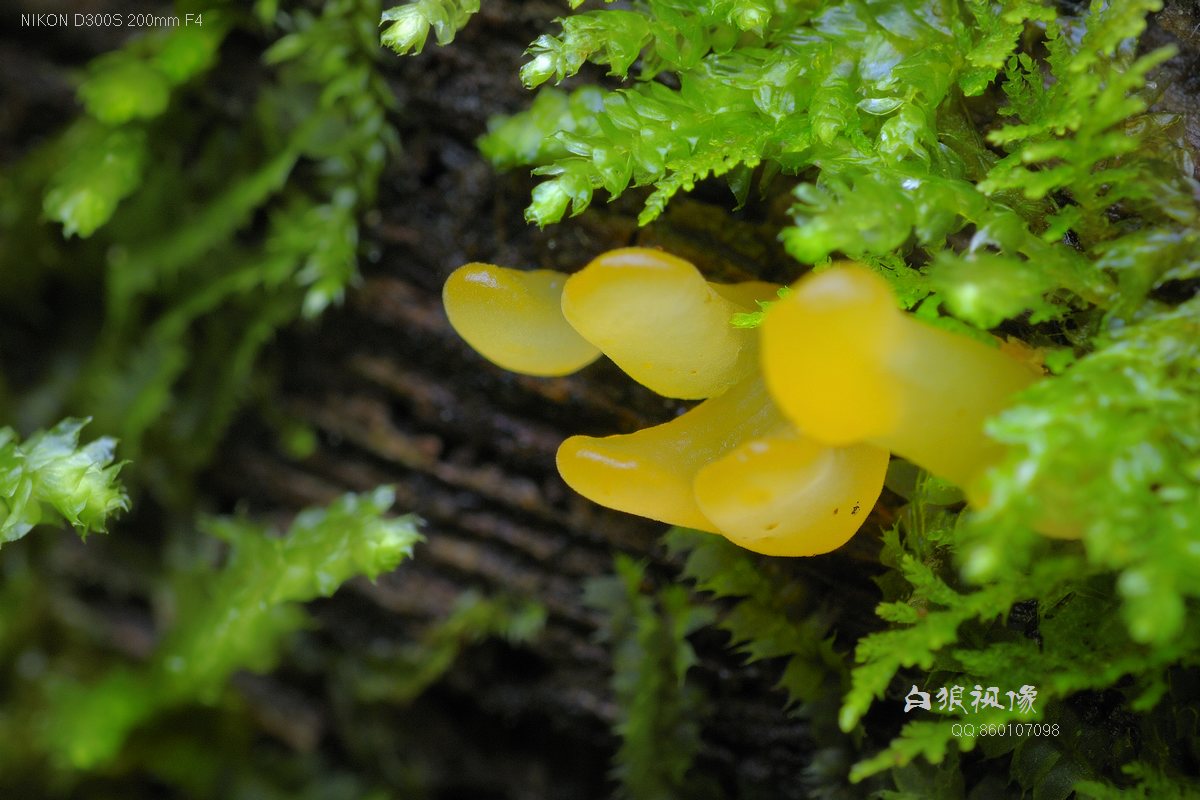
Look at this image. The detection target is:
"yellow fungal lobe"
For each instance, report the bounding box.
[443,263,601,377]
[762,264,1037,493]
[694,433,889,557]
[556,375,786,532]
[761,265,903,443]
[561,247,777,399]
[710,280,783,310]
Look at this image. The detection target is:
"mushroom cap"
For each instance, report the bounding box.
[695,433,889,556]
[761,264,903,444]
[562,248,775,399]
[443,263,600,377]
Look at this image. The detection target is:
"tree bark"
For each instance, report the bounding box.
[4,1,1198,797]
[206,2,1200,797]
[201,4,868,796]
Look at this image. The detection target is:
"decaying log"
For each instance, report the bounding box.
[207,2,1200,796]
[4,0,1198,796]
[204,5,865,796]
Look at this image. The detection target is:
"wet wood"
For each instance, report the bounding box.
[207,2,1200,796]
[4,0,1197,796]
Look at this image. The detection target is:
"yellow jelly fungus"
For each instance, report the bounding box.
[443,263,601,377]
[556,375,786,532]
[694,433,889,556]
[557,373,889,556]
[761,264,1038,495]
[561,247,777,399]
[442,250,910,556]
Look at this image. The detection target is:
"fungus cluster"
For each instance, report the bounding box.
[443,248,1043,556]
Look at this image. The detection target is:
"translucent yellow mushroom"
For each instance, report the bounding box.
[443,263,600,377]
[443,251,906,557]
[557,373,889,556]
[761,264,1038,496]
[556,375,784,531]
[561,247,777,399]
[694,433,889,556]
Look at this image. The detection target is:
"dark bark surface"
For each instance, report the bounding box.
[3,1,1199,797]
[206,7,833,797]
[202,4,878,796]
[175,1,1200,796]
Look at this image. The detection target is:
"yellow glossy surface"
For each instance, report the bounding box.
[443,263,601,377]
[561,248,776,399]
[710,280,782,309]
[762,264,1038,493]
[556,376,786,531]
[695,433,889,556]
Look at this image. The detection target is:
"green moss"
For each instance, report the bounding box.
[42,488,420,770]
[0,0,1195,795]
[584,555,717,800]
[0,419,128,547]
[340,589,546,705]
[11,0,398,496]
[380,0,480,55]
[385,0,1200,793]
